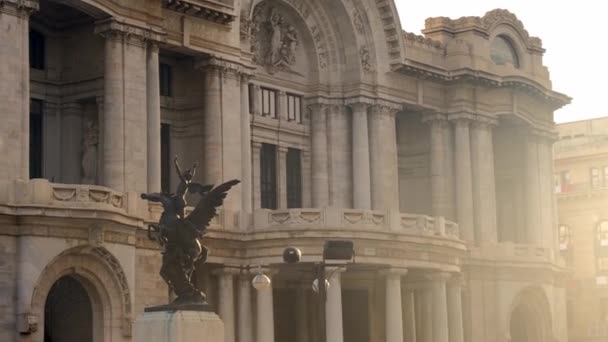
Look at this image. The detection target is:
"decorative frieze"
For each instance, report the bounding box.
[162,0,236,24]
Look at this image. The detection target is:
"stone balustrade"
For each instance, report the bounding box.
[253,207,461,239]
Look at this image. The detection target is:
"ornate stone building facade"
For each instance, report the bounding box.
[554,118,608,342]
[0,0,569,341]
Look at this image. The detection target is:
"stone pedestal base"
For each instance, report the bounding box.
[135,310,224,342]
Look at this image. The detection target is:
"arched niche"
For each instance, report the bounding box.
[508,287,553,342]
[28,247,132,342]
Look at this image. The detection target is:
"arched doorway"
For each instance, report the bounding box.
[44,275,93,342]
[509,288,552,342]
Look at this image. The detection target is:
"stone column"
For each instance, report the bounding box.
[146,42,161,193]
[96,20,150,193]
[240,75,253,230]
[252,142,262,210]
[470,118,498,244]
[452,117,475,242]
[327,105,351,207]
[525,133,543,245]
[421,288,433,342]
[326,269,344,342]
[537,133,558,251]
[402,288,416,342]
[384,269,407,342]
[424,114,450,218]
[218,269,236,342]
[238,272,254,342]
[256,273,275,342]
[369,105,400,211]
[310,104,329,207]
[0,1,37,181]
[447,275,464,342]
[278,146,288,209]
[427,272,449,342]
[60,103,83,184]
[350,103,372,209]
[296,287,310,342]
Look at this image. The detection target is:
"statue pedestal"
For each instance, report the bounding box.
[134,310,224,342]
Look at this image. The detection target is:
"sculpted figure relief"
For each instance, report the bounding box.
[81,119,98,184]
[141,156,239,309]
[252,5,299,74]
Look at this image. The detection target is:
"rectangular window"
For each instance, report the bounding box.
[30,99,43,179]
[248,83,254,114]
[261,88,277,118]
[592,167,601,188]
[159,63,172,97]
[286,148,302,208]
[598,257,608,272]
[286,94,302,122]
[161,123,171,193]
[260,143,277,209]
[29,30,45,70]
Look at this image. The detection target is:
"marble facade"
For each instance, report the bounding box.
[0,0,569,342]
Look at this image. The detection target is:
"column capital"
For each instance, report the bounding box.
[447,273,465,286]
[370,103,400,118]
[380,268,408,279]
[447,112,477,125]
[251,141,263,149]
[212,267,241,277]
[421,112,449,125]
[95,18,166,47]
[0,0,38,17]
[424,271,452,282]
[470,115,498,129]
[195,56,245,80]
[530,127,558,143]
[347,102,371,113]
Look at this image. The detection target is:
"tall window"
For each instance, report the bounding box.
[286,148,302,208]
[261,88,277,118]
[161,123,171,193]
[559,225,571,251]
[160,63,172,97]
[559,170,571,192]
[248,83,254,114]
[29,30,45,70]
[591,167,601,188]
[286,94,302,122]
[30,99,44,179]
[260,143,277,209]
[599,222,608,247]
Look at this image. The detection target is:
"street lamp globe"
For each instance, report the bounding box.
[252,273,272,290]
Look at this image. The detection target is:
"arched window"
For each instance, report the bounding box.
[490,35,519,68]
[558,225,571,251]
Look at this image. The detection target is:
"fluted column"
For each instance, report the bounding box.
[384,269,407,342]
[426,272,449,342]
[240,75,253,229]
[302,150,312,207]
[256,272,275,342]
[0,1,36,181]
[369,105,400,211]
[536,132,558,250]
[422,288,433,342]
[252,142,262,210]
[452,117,475,242]
[525,133,543,245]
[350,103,372,209]
[217,269,236,342]
[310,104,329,207]
[146,42,161,193]
[424,114,450,218]
[470,118,498,244]
[60,103,83,184]
[326,268,344,342]
[447,275,464,342]
[327,105,351,207]
[238,272,254,342]
[278,146,288,209]
[402,288,416,342]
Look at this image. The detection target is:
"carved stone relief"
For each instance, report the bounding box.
[360,46,372,72]
[81,117,99,185]
[251,6,300,74]
[352,8,365,35]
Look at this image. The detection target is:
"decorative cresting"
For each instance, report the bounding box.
[31,247,133,337]
[424,9,544,53]
[253,208,460,239]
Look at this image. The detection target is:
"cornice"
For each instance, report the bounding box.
[94,18,166,46]
[162,0,235,25]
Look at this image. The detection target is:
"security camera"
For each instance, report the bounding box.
[283,247,302,264]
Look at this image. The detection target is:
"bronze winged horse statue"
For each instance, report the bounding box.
[142,169,239,308]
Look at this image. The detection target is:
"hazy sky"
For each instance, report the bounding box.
[395,1,600,123]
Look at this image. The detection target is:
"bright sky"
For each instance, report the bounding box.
[395,1,602,123]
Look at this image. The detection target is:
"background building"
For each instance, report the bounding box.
[555,118,608,342]
[0,0,569,342]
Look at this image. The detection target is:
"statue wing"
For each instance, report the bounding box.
[185,179,240,232]
[188,182,214,195]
